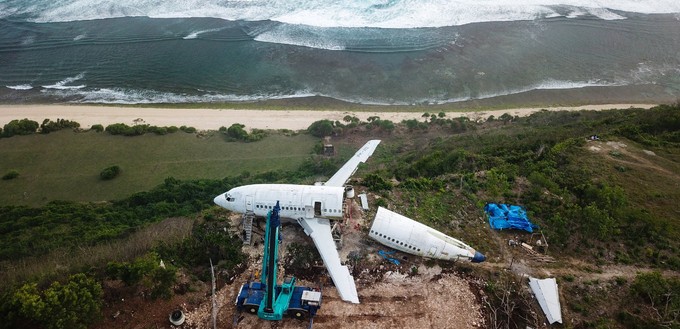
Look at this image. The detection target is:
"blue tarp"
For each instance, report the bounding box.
[378,250,401,265]
[484,203,538,233]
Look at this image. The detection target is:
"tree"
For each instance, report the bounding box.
[10,274,103,329]
[226,123,248,140]
[307,120,335,137]
[485,168,510,199]
[2,119,39,137]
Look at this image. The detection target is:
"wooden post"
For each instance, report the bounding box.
[210,258,217,329]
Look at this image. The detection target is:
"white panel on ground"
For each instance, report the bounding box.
[528,277,562,324]
[359,193,369,210]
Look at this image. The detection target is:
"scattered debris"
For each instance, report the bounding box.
[169,310,185,326]
[378,250,401,265]
[521,243,555,263]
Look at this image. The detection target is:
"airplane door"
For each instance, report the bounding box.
[427,247,438,257]
[245,196,254,212]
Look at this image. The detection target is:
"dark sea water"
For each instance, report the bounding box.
[1,0,679,105]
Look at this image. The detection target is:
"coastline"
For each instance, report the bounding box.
[0,103,658,131]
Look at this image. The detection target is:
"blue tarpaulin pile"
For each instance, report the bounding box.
[484,203,538,233]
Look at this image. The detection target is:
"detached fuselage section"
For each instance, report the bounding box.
[369,207,486,263]
[214,184,347,221]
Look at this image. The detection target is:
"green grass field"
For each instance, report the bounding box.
[0,130,317,206]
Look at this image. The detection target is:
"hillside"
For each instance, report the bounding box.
[1,105,679,329]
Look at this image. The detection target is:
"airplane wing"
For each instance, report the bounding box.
[297,217,360,303]
[324,139,381,187]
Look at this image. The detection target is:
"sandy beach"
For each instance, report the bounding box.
[0,104,657,131]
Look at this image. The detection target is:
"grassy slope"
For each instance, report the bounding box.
[0,131,317,206]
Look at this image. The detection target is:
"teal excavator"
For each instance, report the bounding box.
[234,201,322,323]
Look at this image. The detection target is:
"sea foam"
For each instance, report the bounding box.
[11,0,680,27]
[56,87,317,104]
[42,73,86,90]
[6,84,34,90]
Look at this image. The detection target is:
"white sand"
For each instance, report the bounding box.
[0,104,656,131]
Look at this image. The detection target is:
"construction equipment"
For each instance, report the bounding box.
[235,201,322,323]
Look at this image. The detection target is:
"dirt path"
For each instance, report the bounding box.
[587,140,680,180]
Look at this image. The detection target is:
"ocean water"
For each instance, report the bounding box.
[1,0,679,105]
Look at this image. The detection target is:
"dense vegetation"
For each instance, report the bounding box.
[4,273,103,329]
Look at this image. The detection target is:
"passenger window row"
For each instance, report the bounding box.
[369,230,421,252]
[254,204,342,213]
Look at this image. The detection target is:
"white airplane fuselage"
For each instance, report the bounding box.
[369,207,486,263]
[214,184,347,222]
[213,139,382,305]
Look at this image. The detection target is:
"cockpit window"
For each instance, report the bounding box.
[225,194,235,202]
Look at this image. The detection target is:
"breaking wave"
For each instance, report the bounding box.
[41,87,316,104]
[6,0,680,27]
[6,84,34,90]
[183,28,223,40]
[41,73,86,90]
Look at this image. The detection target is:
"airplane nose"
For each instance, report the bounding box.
[471,251,486,263]
[214,194,227,208]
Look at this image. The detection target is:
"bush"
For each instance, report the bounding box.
[363,173,393,191]
[226,123,248,140]
[9,273,103,329]
[307,120,335,137]
[40,118,80,134]
[2,118,39,137]
[179,126,196,133]
[90,124,104,132]
[106,252,177,299]
[100,165,121,180]
[105,123,139,136]
[2,170,19,180]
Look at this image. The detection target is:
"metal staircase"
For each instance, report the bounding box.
[242,211,255,245]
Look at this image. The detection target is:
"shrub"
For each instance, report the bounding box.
[374,198,388,208]
[2,170,19,180]
[307,120,335,137]
[9,273,103,329]
[2,118,39,137]
[105,123,138,136]
[179,126,196,133]
[90,124,104,132]
[100,165,121,180]
[363,173,393,191]
[106,252,177,299]
[40,118,80,134]
[226,123,248,140]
